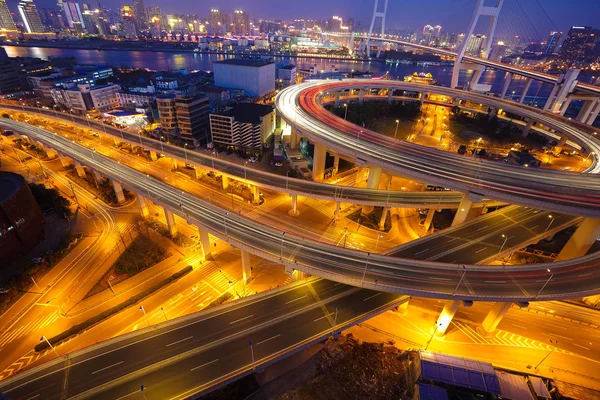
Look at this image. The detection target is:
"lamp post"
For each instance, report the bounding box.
[498,234,508,257]
[394,119,399,139]
[343,103,348,120]
[280,231,286,259]
[184,143,189,165]
[360,252,371,285]
[545,214,555,232]
[159,136,165,154]
[286,170,290,190]
[331,305,338,337]
[535,269,553,299]
[375,234,382,253]
[453,265,467,295]
[424,322,443,351]
[244,161,248,182]
[224,212,229,241]
[40,335,60,357]
[249,340,256,371]
[140,305,150,326]
[534,339,557,370]
[474,137,482,155]
[161,307,168,321]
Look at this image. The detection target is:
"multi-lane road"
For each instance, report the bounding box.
[277,80,600,218]
[3,118,600,302]
[0,279,407,400]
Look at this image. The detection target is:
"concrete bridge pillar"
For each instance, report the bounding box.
[522,120,534,138]
[198,226,211,258]
[332,154,340,175]
[435,300,461,336]
[222,175,230,190]
[290,127,299,150]
[289,193,299,216]
[423,208,436,231]
[420,92,426,106]
[285,265,305,282]
[544,69,580,113]
[335,92,341,108]
[138,194,149,218]
[112,180,126,204]
[388,89,394,104]
[194,166,201,179]
[252,185,260,204]
[92,169,103,188]
[379,207,389,230]
[477,302,512,336]
[500,73,512,98]
[519,78,532,103]
[241,249,252,282]
[451,194,475,227]
[361,166,382,215]
[60,156,72,168]
[164,208,178,237]
[577,98,600,126]
[556,218,600,261]
[359,89,366,105]
[149,151,158,161]
[312,142,327,182]
[334,201,341,220]
[74,162,86,178]
[172,158,179,170]
[558,96,572,116]
[553,135,568,155]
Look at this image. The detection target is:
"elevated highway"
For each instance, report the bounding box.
[276,80,600,218]
[3,118,600,303]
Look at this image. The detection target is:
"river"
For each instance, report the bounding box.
[1,45,578,105]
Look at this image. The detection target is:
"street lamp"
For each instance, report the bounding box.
[375,234,382,253]
[343,103,348,120]
[394,119,399,139]
[474,137,482,155]
[244,161,248,182]
[453,265,467,295]
[40,335,60,357]
[360,252,371,285]
[224,212,229,241]
[545,214,555,232]
[534,339,557,370]
[535,268,553,299]
[331,305,338,337]
[424,321,443,351]
[140,305,151,326]
[184,143,189,165]
[159,136,165,154]
[498,234,508,257]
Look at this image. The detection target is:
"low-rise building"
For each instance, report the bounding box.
[507,150,541,167]
[198,85,231,108]
[51,83,120,113]
[276,64,297,85]
[117,90,156,109]
[157,94,210,146]
[210,103,275,155]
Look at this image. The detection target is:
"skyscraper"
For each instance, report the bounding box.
[560,26,600,64]
[544,31,562,55]
[233,10,249,36]
[18,0,44,33]
[0,0,16,30]
[132,0,147,30]
[120,5,137,38]
[465,34,486,57]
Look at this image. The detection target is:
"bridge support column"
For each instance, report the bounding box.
[420,92,426,105]
[222,175,230,190]
[451,194,474,227]
[334,201,341,220]
[435,300,461,336]
[558,96,572,116]
[138,194,149,218]
[577,98,600,125]
[241,249,252,282]
[198,226,211,258]
[112,180,126,204]
[544,69,580,113]
[290,127,299,150]
[477,302,512,337]
[553,136,568,155]
[164,208,177,237]
[423,208,436,231]
[45,147,58,159]
[359,89,365,105]
[172,158,179,170]
[92,169,103,188]
[333,154,340,175]
[74,162,86,178]
[289,193,299,216]
[361,166,382,215]
[60,156,72,168]
[388,89,393,104]
[519,79,532,103]
[522,119,534,138]
[252,185,260,204]
[335,92,341,108]
[379,207,389,230]
[149,151,158,161]
[285,265,304,282]
[556,218,600,261]
[312,142,327,182]
[194,166,201,179]
[500,73,512,98]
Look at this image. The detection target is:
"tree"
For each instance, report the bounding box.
[451,106,461,115]
[458,145,467,155]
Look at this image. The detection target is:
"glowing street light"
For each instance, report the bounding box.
[394,120,400,139]
[545,214,555,232]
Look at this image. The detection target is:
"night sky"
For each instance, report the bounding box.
[8,0,600,38]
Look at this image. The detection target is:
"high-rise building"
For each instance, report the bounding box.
[422,24,434,35]
[175,95,210,145]
[233,10,249,36]
[560,26,600,64]
[433,25,442,37]
[18,0,44,33]
[544,31,562,55]
[120,5,137,38]
[148,6,161,38]
[0,0,15,31]
[465,34,486,56]
[63,1,85,32]
[132,0,147,30]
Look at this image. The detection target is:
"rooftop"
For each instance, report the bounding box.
[215,58,274,67]
[220,103,274,124]
[0,172,25,203]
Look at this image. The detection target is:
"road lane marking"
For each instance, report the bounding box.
[484,281,506,283]
[314,312,335,322]
[363,293,381,301]
[229,314,254,324]
[166,336,193,347]
[578,272,593,277]
[542,332,572,341]
[573,343,590,350]
[428,277,451,281]
[91,361,124,375]
[414,248,430,256]
[285,295,308,304]
[511,324,527,330]
[475,247,488,254]
[447,238,458,243]
[476,226,488,231]
[256,334,282,346]
[190,359,219,371]
[24,395,40,400]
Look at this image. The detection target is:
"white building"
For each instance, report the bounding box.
[276,64,297,86]
[51,83,120,113]
[213,59,275,98]
[209,103,275,154]
[116,91,156,108]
